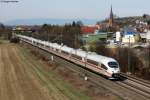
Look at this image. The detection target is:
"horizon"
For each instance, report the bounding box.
[4,18,100,26]
[3,14,148,26]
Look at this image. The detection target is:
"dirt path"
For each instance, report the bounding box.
[0,42,89,100]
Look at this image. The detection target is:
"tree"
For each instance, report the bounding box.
[143,14,149,19]
[76,21,83,26]
[72,21,76,27]
[0,24,12,40]
[147,20,150,25]
[0,23,5,29]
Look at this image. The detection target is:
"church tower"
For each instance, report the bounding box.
[108,5,114,27]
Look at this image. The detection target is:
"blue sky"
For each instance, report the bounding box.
[0,0,150,22]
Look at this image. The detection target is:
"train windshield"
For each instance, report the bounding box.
[108,62,118,68]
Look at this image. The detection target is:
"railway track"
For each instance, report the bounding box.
[48,52,150,100]
[121,73,150,88]
[21,41,150,100]
[117,73,150,99]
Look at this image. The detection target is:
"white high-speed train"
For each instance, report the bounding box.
[17,35,120,79]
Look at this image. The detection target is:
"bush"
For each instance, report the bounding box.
[10,37,20,43]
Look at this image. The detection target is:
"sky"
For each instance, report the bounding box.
[0,0,150,23]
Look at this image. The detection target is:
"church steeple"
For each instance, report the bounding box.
[109,5,114,27]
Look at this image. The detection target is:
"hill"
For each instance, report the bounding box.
[100,14,150,27]
[4,18,99,25]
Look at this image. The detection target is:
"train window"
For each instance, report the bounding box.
[72,54,82,60]
[61,51,69,55]
[46,45,49,48]
[33,41,36,44]
[101,64,108,70]
[108,62,118,68]
[56,49,59,52]
[87,59,98,66]
[39,44,44,47]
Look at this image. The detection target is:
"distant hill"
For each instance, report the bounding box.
[4,18,99,25]
[115,15,150,25]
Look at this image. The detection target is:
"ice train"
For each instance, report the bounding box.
[17,35,120,79]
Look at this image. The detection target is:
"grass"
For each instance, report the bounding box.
[82,34,107,43]
[0,37,9,44]
[0,37,3,44]
[17,45,91,100]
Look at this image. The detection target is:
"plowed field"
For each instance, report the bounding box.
[0,41,90,100]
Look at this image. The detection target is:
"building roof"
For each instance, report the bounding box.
[81,26,97,34]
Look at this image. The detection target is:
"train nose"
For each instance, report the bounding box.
[112,68,119,73]
[112,73,120,78]
[112,68,120,78]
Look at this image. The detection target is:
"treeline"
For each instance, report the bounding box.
[0,23,12,39]
[22,21,82,48]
